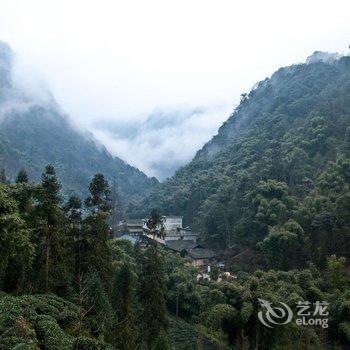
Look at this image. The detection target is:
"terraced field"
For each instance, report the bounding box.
[169,316,229,350]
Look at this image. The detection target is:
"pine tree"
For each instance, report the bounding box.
[11,173,33,214]
[139,243,169,349]
[0,184,33,292]
[85,173,111,213]
[113,261,137,350]
[83,271,115,337]
[34,165,66,292]
[82,173,113,291]
[64,195,83,275]
[145,209,164,239]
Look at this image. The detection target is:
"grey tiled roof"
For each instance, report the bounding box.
[187,248,216,259]
[166,240,198,252]
[126,219,143,225]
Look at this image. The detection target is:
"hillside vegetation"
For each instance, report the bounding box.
[130,53,350,268]
[0,41,157,200]
[1,166,349,348]
[1,50,350,348]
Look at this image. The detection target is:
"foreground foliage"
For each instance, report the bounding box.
[1,53,350,349]
[0,294,112,350]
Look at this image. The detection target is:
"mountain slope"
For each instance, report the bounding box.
[0,41,158,198]
[129,52,350,252]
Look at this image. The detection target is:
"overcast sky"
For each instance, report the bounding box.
[0,0,349,179]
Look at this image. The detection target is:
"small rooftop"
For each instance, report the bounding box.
[126,219,143,225]
[162,215,183,219]
[187,248,216,260]
[166,240,198,252]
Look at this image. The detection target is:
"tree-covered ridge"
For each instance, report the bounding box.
[0,41,158,200]
[1,167,350,349]
[1,45,350,349]
[129,55,350,261]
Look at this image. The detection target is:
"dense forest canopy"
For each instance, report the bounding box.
[129,53,350,267]
[0,167,350,349]
[1,40,350,348]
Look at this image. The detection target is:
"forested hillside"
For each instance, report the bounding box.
[0,41,158,199]
[1,46,350,348]
[130,52,350,266]
[1,168,349,349]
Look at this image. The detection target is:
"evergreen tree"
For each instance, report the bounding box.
[82,174,113,292]
[85,173,111,213]
[83,271,115,337]
[11,174,34,214]
[145,209,164,239]
[139,243,169,349]
[64,195,83,275]
[0,184,33,292]
[113,261,137,350]
[33,165,68,292]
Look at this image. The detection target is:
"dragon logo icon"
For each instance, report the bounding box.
[258,299,293,328]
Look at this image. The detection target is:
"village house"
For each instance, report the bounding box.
[142,215,199,244]
[165,240,198,255]
[119,215,217,272]
[125,219,144,235]
[141,215,217,270]
[186,248,217,269]
[166,227,199,242]
[162,216,183,231]
[166,240,216,271]
[116,219,143,237]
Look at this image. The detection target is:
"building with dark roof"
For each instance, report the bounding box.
[166,240,198,253]
[187,248,217,268]
[165,240,216,270]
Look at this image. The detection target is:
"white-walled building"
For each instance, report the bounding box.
[163,216,183,231]
[142,215,198,244]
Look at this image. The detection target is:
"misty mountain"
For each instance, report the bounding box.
[92,105,231,180]
[0,41,158,198]
[129,51,350,249]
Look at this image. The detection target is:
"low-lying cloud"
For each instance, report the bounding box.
[1,39,233,180]
[91,104,232,180]
[1,1,349,180]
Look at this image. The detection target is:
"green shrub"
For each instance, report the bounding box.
[74,336,113,350]
[36,316,73,350]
